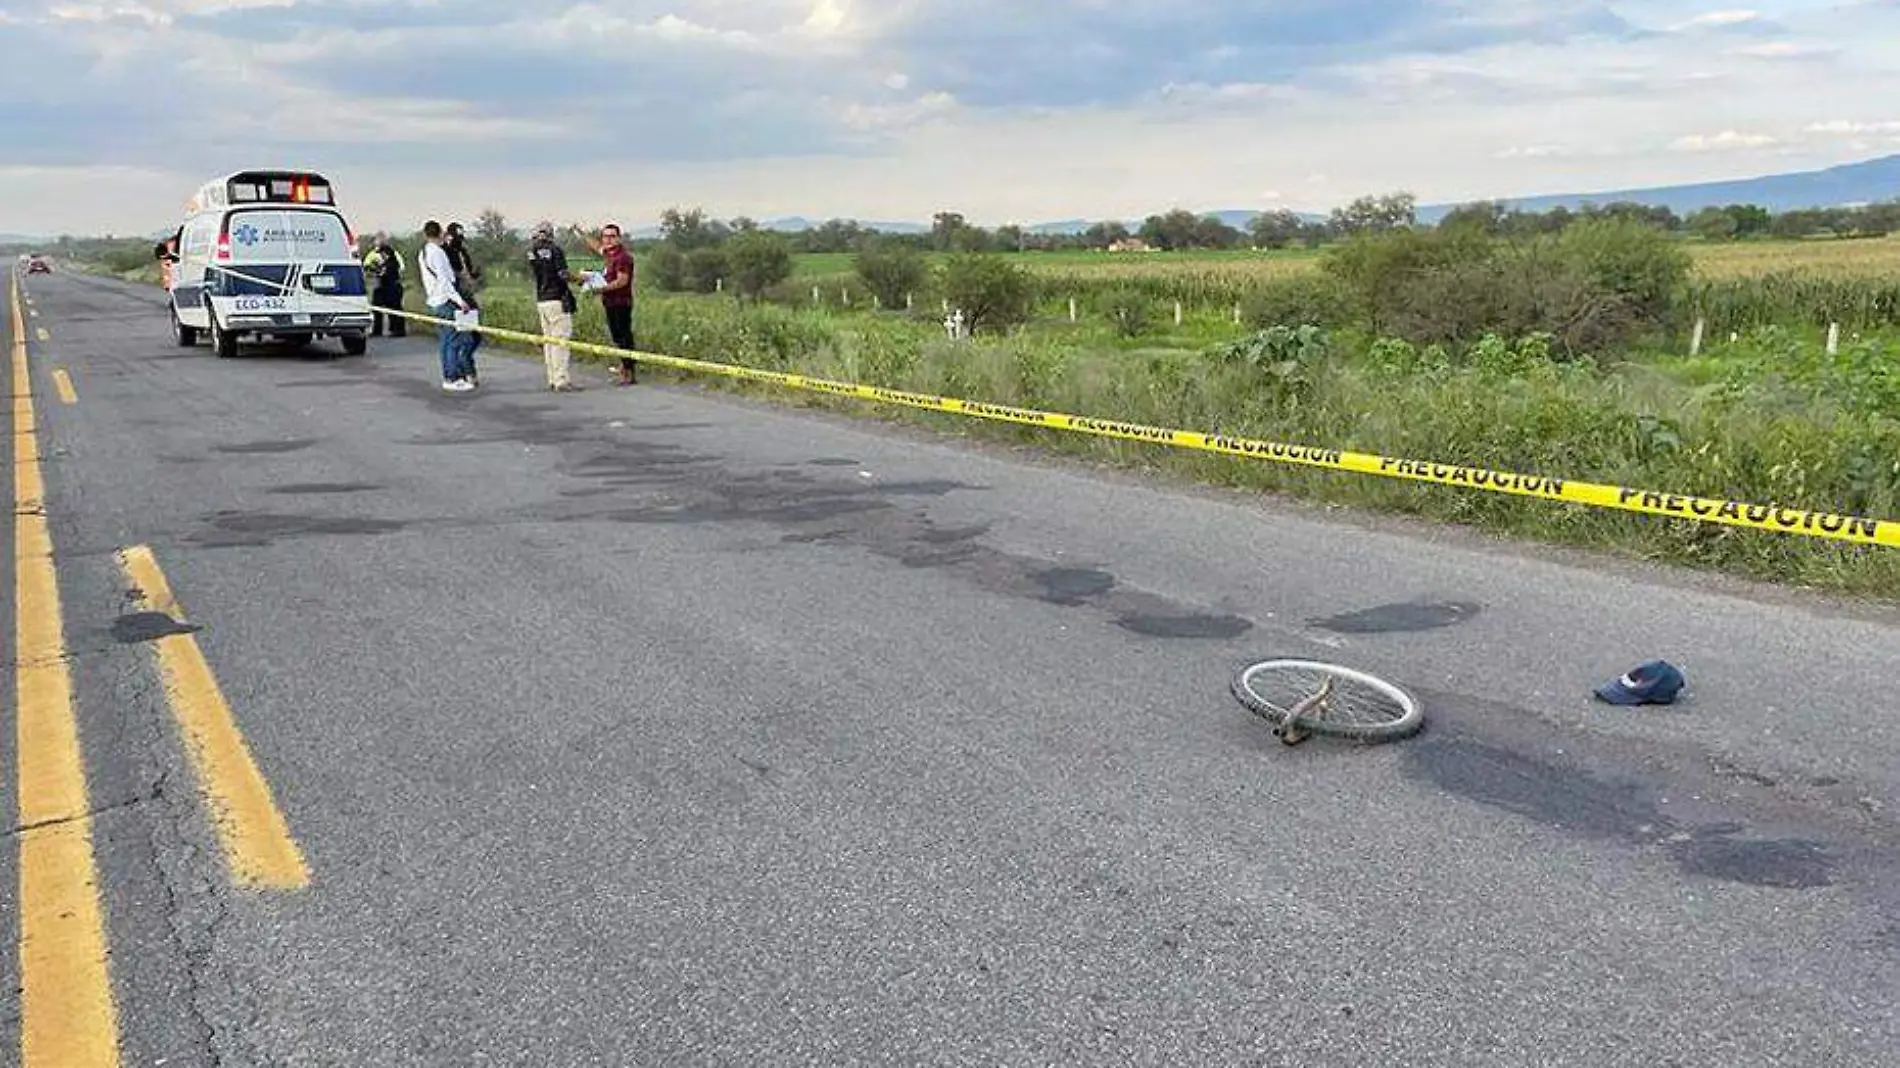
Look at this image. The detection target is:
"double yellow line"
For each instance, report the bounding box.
[10,274,308,1065]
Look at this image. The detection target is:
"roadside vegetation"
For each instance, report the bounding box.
[51,194,1900,599]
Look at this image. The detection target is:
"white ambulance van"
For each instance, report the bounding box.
[166,170,373,357]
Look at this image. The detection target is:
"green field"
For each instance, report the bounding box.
[791,235,1900,284]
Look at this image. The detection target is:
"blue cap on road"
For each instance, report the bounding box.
[1594,660,1686,705]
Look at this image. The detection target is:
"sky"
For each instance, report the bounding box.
[0,0,1896,237]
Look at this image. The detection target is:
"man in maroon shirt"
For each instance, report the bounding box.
[595,222,638,385]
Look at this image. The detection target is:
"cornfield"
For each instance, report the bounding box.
[1018,238,1900,331]
[1689,274,1900,333]
[782,235,1900,331]
[1687,237,1900,279]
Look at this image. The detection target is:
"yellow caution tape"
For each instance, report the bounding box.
[173,258,1891,553]
[369,305,1896,549]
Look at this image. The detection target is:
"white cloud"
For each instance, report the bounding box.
[1670,129,1780,151]
[801,0,845,35]
[1152,81,1306,107]
[1670,9,1763,31]
[840,91,958,131]
[1495,145,1573,159]
[1730,40,1839,59]
[1806,119,1900,135]
[43,0,291,22]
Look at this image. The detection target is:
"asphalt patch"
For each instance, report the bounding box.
[213,438,320,454]
[1408,737,1659,841]
[266,482,383,495]
[609,496,893,526]
[1407,736,1838,889]
[549,446,1252,640]
[187,510,410,547]
[1311,600,1482,634]
[1668,833,1835,890]
[1115,614,1253,640]
[110,611,202,644]
[1033,567,1116,605]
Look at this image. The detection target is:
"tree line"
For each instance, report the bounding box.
[32,188,1900,296]
[629,192,1900,258]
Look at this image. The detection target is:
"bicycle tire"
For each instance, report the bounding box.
[1230,658,1425,743]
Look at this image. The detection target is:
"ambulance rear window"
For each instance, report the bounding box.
[224,209,349,262]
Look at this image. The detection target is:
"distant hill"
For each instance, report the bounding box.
[1418,153,1900,221]
[763,216,928,234]
[1026,209,1324,235]
[630,216,927,239]
[700,154,1900,236]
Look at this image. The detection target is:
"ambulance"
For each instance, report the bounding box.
[166,170,372,357]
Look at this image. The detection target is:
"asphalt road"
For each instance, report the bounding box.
[8,267,1900,1067]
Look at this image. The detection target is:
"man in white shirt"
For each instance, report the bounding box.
[418,220,475,392]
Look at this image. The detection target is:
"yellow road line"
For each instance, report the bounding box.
[52,369,76,405]
[13,276,122,1065]
[117,545,309,890]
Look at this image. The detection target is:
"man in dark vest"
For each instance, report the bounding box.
[367,232,406,338]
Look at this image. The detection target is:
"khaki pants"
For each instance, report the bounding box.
[536,300,573,387]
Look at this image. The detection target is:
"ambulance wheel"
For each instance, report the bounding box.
[171,305,197,347]
[341,334,367,356]
[210,315,238,359]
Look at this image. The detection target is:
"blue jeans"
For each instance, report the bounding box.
[431,301,464,381]
[454,317,482,376]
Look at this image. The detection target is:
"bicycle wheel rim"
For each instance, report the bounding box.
[1231,658,1425,742]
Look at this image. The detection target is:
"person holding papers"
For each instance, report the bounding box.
[594,222,639,386]
[418,220,476,393]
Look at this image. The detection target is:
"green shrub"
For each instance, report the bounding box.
[100,242,156,275]
[725,231,793,300]
[1555,218,1691,324]
[1317,220,1687,355]
[1210,326,1331,400]
[646,246,686,292]
[855,241,929,309]
[1321,226,1493,332]
[1240,272,1354,330]
[1098,285,1155,336]
[685,247,727,294]
[940,254,1034,334]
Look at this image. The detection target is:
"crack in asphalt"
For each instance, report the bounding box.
[2,788,157,838]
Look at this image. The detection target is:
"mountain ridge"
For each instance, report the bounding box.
[640,152,1900,236]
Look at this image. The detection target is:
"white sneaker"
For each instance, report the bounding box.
[443,379,473,392]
